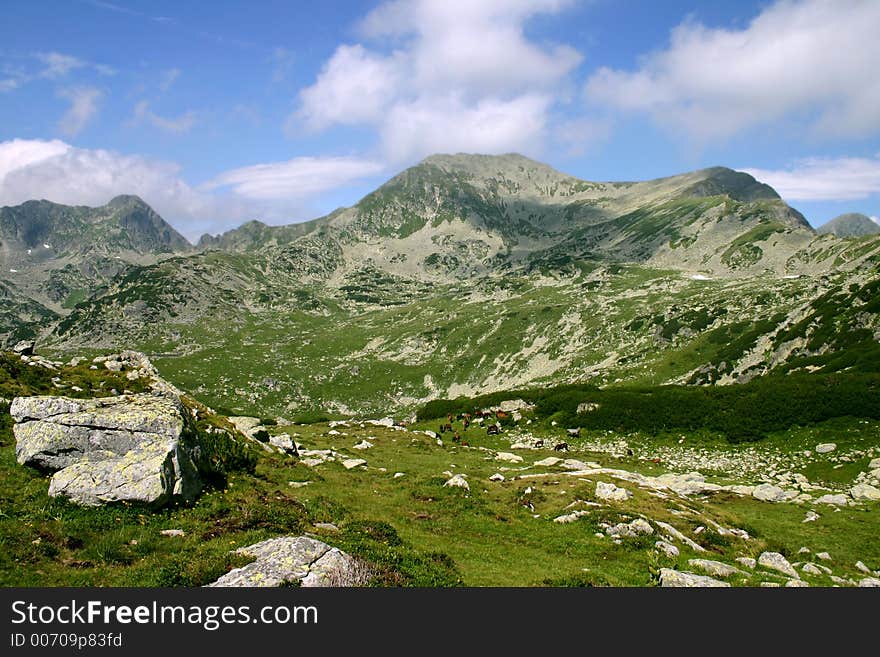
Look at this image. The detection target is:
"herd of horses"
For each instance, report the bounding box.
[438,410,570,451]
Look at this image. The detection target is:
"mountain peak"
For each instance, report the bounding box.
[818,213,880,237]
[106,194,148,208]
[685,167,781,203]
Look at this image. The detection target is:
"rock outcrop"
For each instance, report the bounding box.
[208,536,366,587]
[12,393,209,506]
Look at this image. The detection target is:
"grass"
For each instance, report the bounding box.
[1,350,878,586]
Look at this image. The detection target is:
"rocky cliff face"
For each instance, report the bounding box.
[0,195,191,315]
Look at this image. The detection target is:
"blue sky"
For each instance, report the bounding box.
[1,0,878,240]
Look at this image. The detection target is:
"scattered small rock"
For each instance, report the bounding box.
[444,474,470,490]
[735,557,756,570]
[752,483,788,503]
[688,559,743,579]
[595,481,632,502]
[814,494,849,506]
[495,452,523,463]
[803,510,820,523]
[801,563,823,576]
[159,529,185,537]
[553,510,590,524]
[607,518,653,538]
[489,473,505,482]
[850,483,880,501]
[815,443,837,454]
[659,569,729,588]
[655,541,679,558]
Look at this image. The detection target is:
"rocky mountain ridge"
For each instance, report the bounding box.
[3,153,880,416]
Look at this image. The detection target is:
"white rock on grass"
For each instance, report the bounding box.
[758,552,799,579]
[850,483,880,501]
[801,563,823,576]
[489,473,505,482]
[752,483,788,502]
[803,510,820,523]
[444,474,470,490]
[659,569,730,588]
[208,536,363,587]
[654,520,706,553]
[815,494,849,506]
[595,481,631,502]
[534,457,562,467]
[495,452,523,463]
[159,529,185,537]
[607,518,653,538]
[815,443,837,454]
[655,541,679,558]
[855,561,871,574]
[342,458,367,470]
[786,579,810,587]
[735,557,756,570]
[869,457,880,469]
[352,440,373,450]
[393,472,405,479]
[816,552,832,561]
[859,577,880,587]
[553,510,589,524]
[688,559,743,579]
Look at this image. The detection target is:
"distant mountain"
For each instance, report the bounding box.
[817,213,880,238]
[0,195,191,311]
[197,153,814,277]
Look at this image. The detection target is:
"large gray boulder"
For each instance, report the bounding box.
[12,393,207,506]
[208,536,366,587]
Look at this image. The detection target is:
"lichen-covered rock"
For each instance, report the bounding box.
[208,536,364,587]
[659,569,730,587]
[12,393,209,506]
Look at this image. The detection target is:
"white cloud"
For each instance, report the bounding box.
[0,78,20,93]
[0,139,385,240]
[203,156,384,200]
[36,52,86,79]
[271,47,295,82]
[294,0,582,163]
[871,216,880,226]
[743,156,880,201]
[585,0,880,142]
[158,67,181,92]
[297,45,402,132]
[57,87,103,137]
[381,94,551,163]
[131,100,197,133]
